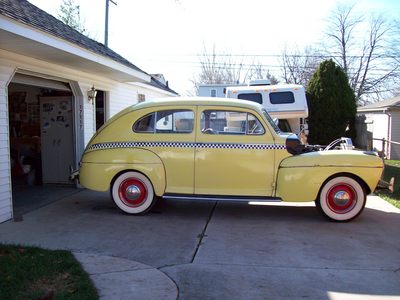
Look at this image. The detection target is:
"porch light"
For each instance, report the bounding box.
[87,86,97,103]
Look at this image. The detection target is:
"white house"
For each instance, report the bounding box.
[197,83,244,98]
[0,0,178,223]
[357,96,400,159]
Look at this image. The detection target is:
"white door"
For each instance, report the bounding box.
[40,97,74,184]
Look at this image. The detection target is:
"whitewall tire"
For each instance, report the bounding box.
[316,176,366,222]
[111,171,155,215]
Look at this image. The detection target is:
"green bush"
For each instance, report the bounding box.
[306,59,356,145]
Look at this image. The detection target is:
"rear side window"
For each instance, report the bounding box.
[133,110,194,134]
[133,113,155,133]
[237,93,263,104]
[269,91,295,104]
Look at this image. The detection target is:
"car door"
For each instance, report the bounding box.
[194,106,277,196]
[132,106,196,194]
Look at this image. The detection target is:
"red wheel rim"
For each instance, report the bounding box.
[118,178,147,207]
[326,183,357,214]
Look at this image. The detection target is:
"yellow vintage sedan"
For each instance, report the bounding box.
[76,97,384,222]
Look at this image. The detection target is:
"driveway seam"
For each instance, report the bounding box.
[181,262,399,272]
[190,201,218,263]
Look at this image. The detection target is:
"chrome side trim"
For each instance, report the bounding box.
[162,195,282,202]
[88,141,286,151]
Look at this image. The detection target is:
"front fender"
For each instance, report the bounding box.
[276,150,383,202]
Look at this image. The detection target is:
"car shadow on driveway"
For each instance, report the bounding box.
[0,192,399,300]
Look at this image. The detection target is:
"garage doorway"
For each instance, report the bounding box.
[8,74,78,217]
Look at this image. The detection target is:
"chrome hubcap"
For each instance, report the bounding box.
[327,183,357,214]
[125,185,141,201]
[333,190,351,206]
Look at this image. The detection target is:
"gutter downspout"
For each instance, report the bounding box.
[385,109,392,159]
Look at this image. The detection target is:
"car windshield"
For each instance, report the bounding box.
[262,109,281,134]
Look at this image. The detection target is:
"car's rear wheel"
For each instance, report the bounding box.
[316,176,366,222]
[111,171,156,215]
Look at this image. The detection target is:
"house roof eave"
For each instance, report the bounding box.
[0,16,150,82]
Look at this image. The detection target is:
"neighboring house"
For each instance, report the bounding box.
[0,0,178,223]
[198,83,244,98]
[357,96,400,159]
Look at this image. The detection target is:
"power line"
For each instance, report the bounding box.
[195,53,399,59]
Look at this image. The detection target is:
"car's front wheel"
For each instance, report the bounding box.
[316,176,366,222]
[111,171,156,215]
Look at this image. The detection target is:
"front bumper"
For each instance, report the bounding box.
[69,169,79,181]
[376,177,395,193]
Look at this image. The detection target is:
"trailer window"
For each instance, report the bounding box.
[237,93,263,104]
[269,91,295,104]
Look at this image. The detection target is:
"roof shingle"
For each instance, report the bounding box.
[0,0,178,95]
[358,96,400,112]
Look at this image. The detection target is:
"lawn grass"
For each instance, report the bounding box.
[377,160,400,209]
[0,244,98,300]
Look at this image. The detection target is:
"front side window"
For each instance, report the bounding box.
[133,110,194,133]
[262,109,280,134]
[201,110,264,135]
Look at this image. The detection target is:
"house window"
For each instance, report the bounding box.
[95,90,106,131]
[138,94,146,103]
[210,89,217,97]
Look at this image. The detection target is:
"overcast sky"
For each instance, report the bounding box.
[28,0,400,95]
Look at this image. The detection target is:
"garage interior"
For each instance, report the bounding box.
[7,74,104,218]
[8,75,77,218]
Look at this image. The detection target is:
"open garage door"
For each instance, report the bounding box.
[8,73,78,217]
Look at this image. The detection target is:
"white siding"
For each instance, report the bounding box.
[198,86,226,97]
[0,50,174,149]
[108,83,173,118]
[390,111,400,160]
[0,49,175,221]
[0,62,15,223]
[365,113,389,153]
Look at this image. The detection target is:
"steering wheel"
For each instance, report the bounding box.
[202,128,215,134]
[250,123,259,134]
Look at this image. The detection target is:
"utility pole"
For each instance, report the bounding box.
[105,0,117,47]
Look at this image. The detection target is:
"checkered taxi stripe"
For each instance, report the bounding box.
[88,141,286,151]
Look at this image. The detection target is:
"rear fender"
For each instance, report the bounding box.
[79,148,166,196]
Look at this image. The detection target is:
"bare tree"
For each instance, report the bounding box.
[325,4,399,104]
[248,61,279,84]
[194,45,246,86]
[389,19,400,97]
[280,45,323,86]
[193,45,280,93]
[58,0,88,34]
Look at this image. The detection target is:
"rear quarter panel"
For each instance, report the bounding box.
[79,148,165,196]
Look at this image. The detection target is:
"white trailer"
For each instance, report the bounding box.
[225,82,308,134]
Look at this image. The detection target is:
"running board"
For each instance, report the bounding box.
[162,194,282,202]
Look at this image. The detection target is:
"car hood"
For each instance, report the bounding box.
[280,150,384,168]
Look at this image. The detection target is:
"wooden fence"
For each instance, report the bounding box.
[373,138,400,158]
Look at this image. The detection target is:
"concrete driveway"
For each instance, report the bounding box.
[0,190,399,299]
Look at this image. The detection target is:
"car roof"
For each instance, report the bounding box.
[129,97,264,112]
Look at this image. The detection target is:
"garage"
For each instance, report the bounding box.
[0,0,177,223]
[8,73,76,216]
